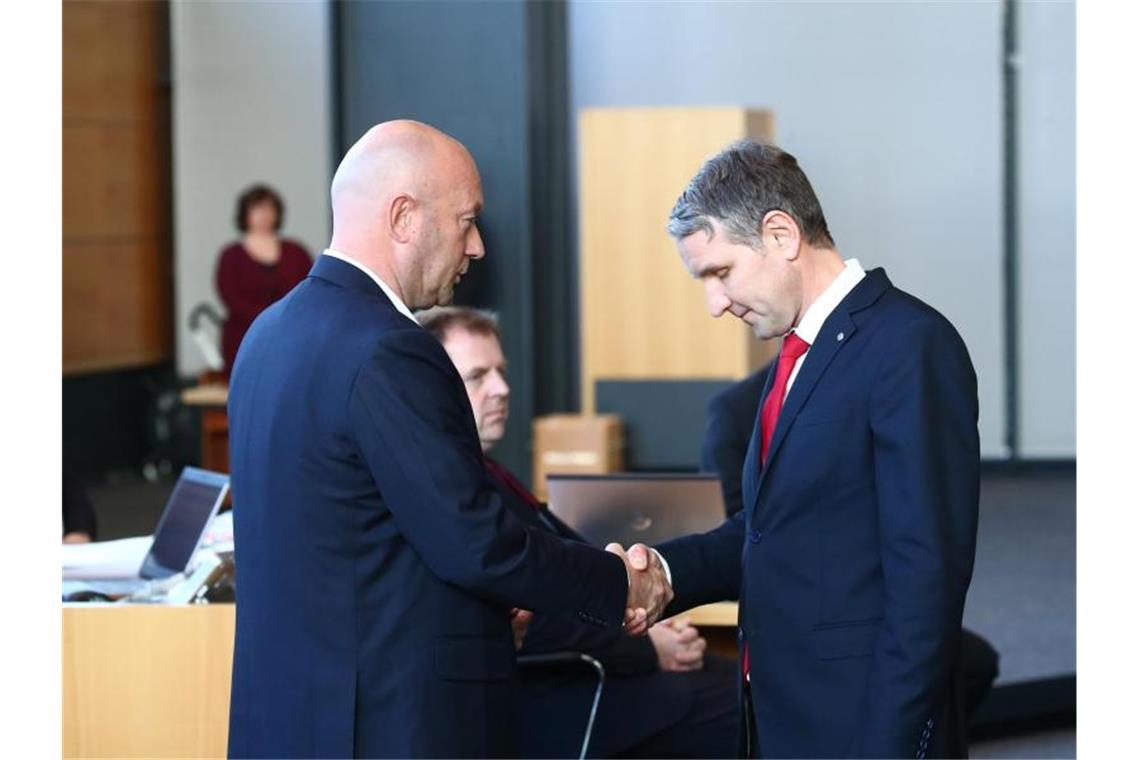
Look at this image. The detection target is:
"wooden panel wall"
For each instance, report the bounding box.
[578,108,779,412]
[63,0,171,374]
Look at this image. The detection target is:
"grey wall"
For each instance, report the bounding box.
[1018,1,1075,457]
[569,0,1075,458]
[171,0,332,376]
[164,0,1074,457]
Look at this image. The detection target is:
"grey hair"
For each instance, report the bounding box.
[666,140,835,249]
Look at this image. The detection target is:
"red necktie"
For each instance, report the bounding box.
[743,331,810,680]
[758,331,811,467]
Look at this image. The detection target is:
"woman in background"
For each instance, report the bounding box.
[216,184,312,378]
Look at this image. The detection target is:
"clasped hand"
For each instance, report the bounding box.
[606,542,673,635]
[649,616,706,672]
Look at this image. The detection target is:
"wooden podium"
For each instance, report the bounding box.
[62,605,235,758]
[181,383,229,474]
[62,601,737,758]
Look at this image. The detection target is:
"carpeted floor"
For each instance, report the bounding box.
[971,726,1075,758]
[963,469,1076,684]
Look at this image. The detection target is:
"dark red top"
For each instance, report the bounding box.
[215,239,313,377]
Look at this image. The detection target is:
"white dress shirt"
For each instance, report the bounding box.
[784,258,866,398]
[322,248,417,323]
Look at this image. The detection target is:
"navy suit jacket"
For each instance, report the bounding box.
[226,255,628,758]
[658,269,980,758]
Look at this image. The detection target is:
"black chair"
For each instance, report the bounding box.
[516,652,606,759]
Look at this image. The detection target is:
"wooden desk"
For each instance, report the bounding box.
[61,601,739,757]
[180,384,228,407]
[687,601,739,628]
[180,384,230,474]
[62,604,234,759]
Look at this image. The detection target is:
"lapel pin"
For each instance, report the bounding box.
[837,332,845,341]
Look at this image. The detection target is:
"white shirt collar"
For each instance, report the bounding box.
[792,259,866,345]
[321,248,417,323]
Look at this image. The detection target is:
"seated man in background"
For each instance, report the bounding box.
[702,368,1000,740]
[419,306,738,759]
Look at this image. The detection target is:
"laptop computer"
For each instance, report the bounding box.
[545,473,726,549]
[62,467,230,597]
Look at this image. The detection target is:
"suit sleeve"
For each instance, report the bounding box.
[348,327,628,628]
[852,318,980,757]
[654,510,745,616]
[520,504,658,672]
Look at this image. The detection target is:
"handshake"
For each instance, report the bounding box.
[608,543,674,636]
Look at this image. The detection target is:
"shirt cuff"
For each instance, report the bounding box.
[651,548,673,587]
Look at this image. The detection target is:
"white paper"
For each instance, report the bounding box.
[61,536,152,580]
[202,510,233,552]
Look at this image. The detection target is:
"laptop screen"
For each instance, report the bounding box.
[139,468,230,579]
[546,474,726,549]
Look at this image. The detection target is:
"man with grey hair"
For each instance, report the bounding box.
[618,140,980,758]
[226,120,672,758]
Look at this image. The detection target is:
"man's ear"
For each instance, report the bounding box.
[389,194,416,244]
[761,210,801,260]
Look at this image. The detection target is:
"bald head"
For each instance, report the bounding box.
[331,121,469,212]
[329,120,485,309]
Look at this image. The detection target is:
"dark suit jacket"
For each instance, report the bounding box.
[491,473,697,757]
[658,269,980,759]
[226,255,628,758]
[701,366,771,517]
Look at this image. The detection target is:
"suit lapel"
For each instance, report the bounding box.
[747,312,857,518]
[744,268,892,519]
[741,367,775,509]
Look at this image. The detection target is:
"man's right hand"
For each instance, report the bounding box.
[606,542,673,636]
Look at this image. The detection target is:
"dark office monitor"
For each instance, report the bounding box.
[138,467,230,580]
[595,379,735,470]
